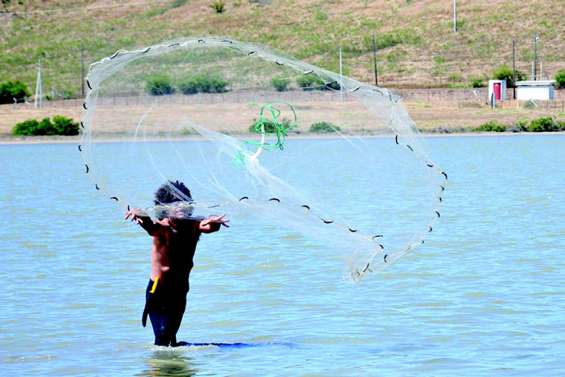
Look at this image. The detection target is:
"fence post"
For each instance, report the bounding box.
[372,33,378,86]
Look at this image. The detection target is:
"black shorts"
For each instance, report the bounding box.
[142,278,188,346]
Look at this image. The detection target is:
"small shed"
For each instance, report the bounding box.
[488,80,507,103]
[516,80,556,101]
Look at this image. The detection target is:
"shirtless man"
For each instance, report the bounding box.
[125,180,229,346]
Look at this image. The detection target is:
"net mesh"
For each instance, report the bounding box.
[80,38,447,281]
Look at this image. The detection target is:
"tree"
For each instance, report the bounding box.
[555,69,565,89]
[493,65,526,87]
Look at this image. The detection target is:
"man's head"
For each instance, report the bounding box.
[154,180,193,220]
[154,180,192,205]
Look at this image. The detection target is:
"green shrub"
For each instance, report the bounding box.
[469,76,485,88]
[555,69,565,89]
[297,74,325,90]
[0,80,31,104]
[179,79,198,94]
[527,117,558,132]
[492,65,511,81]
[249,118,294,133]
[309,121,341,133]
[52,115,80,135]
[249,119,277,133]
[198,74,227,93]
[513,70,527,85]
[512,117,565,133]
[493,65,526,87]
[210,0,225,13]
[146,75,174,95]
[12,119,39,136]
[179,74,228,94]
[179,77,200,94]
[37,118,58,135]
[474,121,506,132]
[514,119,529,132]
[271,77,289,92]
[12,116,79,136]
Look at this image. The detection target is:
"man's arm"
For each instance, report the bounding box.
[198,215,230,234]
[125,208,157,235]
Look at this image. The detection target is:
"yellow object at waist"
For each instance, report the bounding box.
[149,276,159,294]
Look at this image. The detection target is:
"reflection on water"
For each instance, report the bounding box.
[141,351,198,377]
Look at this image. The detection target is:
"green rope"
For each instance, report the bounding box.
[233,150,247,167]
[250,103,297,151]
[234,103,297,166]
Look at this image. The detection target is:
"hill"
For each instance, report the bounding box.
[0,0,563,98]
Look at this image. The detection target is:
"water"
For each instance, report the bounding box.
[1,135,564,376]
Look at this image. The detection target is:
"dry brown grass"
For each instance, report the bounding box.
[2,90,562,137]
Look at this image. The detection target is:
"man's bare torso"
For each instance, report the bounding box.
[151,220,201,290]
[125,209,229,288]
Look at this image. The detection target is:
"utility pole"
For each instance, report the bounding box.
[339,46,343,100]
[512,39,516,99]
[80,46,85,97]
[533,33,537,80]
[453,0,457,33]
[372,33,378,86]
[34,59,43,108]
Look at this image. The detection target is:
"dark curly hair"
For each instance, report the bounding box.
[154,180,192,205]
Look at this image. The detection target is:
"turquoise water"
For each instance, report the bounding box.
[1,135,564,376]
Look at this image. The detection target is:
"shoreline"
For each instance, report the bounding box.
[1,131,564,145]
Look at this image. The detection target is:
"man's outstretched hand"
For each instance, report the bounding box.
[125,208,147,225]
[199,215,230,233]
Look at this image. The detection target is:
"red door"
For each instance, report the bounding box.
[493,83,502,100]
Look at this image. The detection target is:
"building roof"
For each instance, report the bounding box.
[516,80,556,87]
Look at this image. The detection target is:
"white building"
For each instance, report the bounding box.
[516,80,556,101]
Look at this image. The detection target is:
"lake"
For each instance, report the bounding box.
[0,134,564,376]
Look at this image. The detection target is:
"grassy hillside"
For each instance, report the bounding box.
[0,0,563,97]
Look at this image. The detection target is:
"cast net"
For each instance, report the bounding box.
[79,38,447,281]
